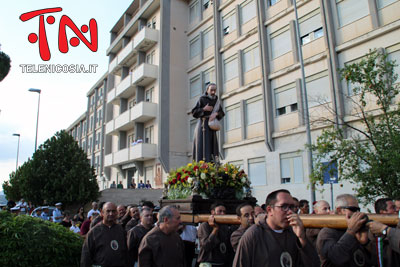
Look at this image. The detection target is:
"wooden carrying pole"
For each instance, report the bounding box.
[180,214,399,229]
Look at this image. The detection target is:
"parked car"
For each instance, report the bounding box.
[30,206,56,220]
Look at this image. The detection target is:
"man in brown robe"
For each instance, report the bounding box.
[316,194,375,267]
[306,200,331,247]
[198,202,234,267]
[365,198,400,266]
[191,83,225,162]
[125,205,140,231]
[127,208,154,266]
[233,189,320,267]
[80,202,128,267]
[230,203,255,252]
[138,205,185,267]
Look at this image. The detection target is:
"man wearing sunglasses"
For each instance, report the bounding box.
[233,189,320,267]
[316,194,374,266]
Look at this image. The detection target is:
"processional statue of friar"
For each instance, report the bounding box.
[191,83,225,163]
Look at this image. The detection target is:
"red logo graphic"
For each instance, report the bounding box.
[20,7,98,61]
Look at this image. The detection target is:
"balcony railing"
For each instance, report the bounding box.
[130,143,157,161]
[132,63,158,87]
[130,101,157,123]
[133,27,159,52]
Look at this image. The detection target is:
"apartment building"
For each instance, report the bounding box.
[67,0,400,205]
[67,73,108,189]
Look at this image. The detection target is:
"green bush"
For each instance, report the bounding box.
[0,211,83,267]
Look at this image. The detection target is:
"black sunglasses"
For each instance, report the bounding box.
[340,206,360,212]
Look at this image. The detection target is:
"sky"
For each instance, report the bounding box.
[0,0,133,191]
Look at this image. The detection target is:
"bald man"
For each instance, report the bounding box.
[81,202,128,267]
[306,200,331,247]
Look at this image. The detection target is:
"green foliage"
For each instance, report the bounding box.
[310,50,400,205]
[0,51,11,82]
[3,130,99,206]
[0,211,83,266]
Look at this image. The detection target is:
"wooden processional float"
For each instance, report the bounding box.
[160,196,399,229]
[179,214,399,229]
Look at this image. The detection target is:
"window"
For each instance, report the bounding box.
[129,98,136,109]
[299,11,323,45]
[90,116,94,131]
[203,27,214,50]
[89,137,92,152]
[190,75,201,98]
[146,50,155,64]
[203,0,210,9]
[345,57,365,95]
[377,0,397,9]
[229,160,244,170]
[203,68,215,89]
[97,132,101,148]
[226,104,241,131]
[336,0,369,27]
[190,120,197,142]
[82,141,86,152]
[246,96,263,125]
[145,166,154,184]
[243,45,260,73]
[147,17,156,29]
[280,153,303,184]
[189,36,201,59]
[306,71,331,107]
[388,48,400,83]
[145,88,154,102]
[248,157,266,186]
[240,0,256,25]
[189,1,200,24]
[222,11,237,35]
[96,155,100,172]
[224,56,238,82]
[270,27,292,59]
[274,85,297,116]
[144,125,154,144]
[268,0,280,6]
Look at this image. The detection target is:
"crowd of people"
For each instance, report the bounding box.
[76,190,400,267]
[109,180,153,189]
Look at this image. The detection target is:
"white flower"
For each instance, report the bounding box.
[232,173,236,179]
[200,173,206,180]
[241,177,246,183]
[188,177,193,184]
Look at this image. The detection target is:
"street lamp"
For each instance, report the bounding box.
[28,88,41,152]
[12,133,20,173]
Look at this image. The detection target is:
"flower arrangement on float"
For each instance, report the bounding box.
[164,161,251,200]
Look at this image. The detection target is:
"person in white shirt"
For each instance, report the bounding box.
[52,202,63,223]
[70,216,81,234]
[87,201,100,219]
[180,224,197,267]
[17,198,28,215]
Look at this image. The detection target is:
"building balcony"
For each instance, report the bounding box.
[130,101,157,123]
[104,153,113,167]
[118,40,137,66]
[104,143,157,167]
[133,27,159,52]
[105,120,115,135]
[129,143,157,161]
[108,56,119,74]
[114,110,132,132]
[107,87,117,104]
[114,147,129,165]
[116,74,135,99]
[132,63,158,87]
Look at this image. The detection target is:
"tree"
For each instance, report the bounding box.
[3,130,99,206]
[0,50,11,82]
[310,50,400,205]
